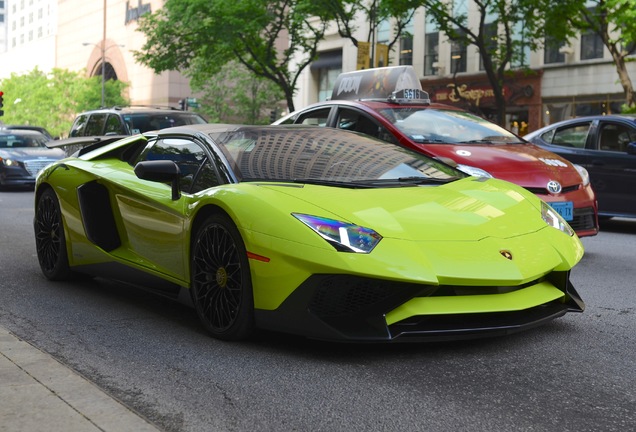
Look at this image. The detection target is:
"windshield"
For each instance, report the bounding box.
[212,127,464,186]
[124,112,207,134]
[0,133,49,148]
[379,108,523,144]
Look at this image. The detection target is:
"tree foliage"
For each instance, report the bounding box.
[192,61,284,124]
[135,0,333,112]
[566,0,636,109]
[0,67,128,138]
[416,0,579,125]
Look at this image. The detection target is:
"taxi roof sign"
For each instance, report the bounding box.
[330,66,430,104]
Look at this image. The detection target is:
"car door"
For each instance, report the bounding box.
[113,136,221,281]
[589,119,636,216]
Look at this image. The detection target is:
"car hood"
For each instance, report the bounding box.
[416,143,582,187]
[259,177,550,242]
[0,147,65,161]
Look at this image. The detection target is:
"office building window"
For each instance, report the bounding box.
[544,36,565,64]
[581,31,604,60]
[424,32,439,75]
[451,29,467,73]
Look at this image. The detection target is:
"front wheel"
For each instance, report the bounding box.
[190,213,254,341]
[34,187,72,280]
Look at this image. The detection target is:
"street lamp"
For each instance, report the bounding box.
[82,42,124,107]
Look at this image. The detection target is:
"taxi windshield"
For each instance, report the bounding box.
[378,108,523,144]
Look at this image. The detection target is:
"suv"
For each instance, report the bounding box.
[69,106,207,137]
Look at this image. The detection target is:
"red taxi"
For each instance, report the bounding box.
[276,66,598,237]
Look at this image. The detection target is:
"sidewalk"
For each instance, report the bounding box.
[0,326,161,432]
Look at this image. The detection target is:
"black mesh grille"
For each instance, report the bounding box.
[569,206,597,232]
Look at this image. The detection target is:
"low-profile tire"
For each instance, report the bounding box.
[34,187,72,281]
[190,213,254,341]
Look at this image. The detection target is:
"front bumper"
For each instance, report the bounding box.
[254,271,584,342]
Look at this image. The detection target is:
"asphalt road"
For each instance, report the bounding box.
[1,189,635,432]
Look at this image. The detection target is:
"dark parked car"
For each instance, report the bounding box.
[69,106,207,137]
[0,124,54,140]
[524,115,636,219]
[0,130,64,189]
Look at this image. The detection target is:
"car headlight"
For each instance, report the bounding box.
[541,201,575,236]
[573,164,590,187]
[456,164,494,178]
[1,158,16,166]
[292,213,382,253]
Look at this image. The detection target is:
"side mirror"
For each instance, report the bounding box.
[134,160,181,200]
[626,142,636,155]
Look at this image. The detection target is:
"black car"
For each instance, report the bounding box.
[0,125,55,140]
[524,115,636,219]
[69,106,207,137]
[0,130,65,189]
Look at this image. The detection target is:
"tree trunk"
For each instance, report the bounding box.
[608,44,636,109]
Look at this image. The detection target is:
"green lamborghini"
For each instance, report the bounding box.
[34,124,585,342]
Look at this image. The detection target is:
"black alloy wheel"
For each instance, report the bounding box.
[191,213,254,341]
[34,188,71,280]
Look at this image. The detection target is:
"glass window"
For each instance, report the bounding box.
[451,37,467,73]
[295,108,332,127]
[336,108,399,144]
[581,31,604,60]
[549,123,592,149]
[318,67,341,102]
[399,17,414,66]
[140,138,219,193]
[598,123,636,152]
[479,22,498,70]
[544,36,566,64]
[84,114,107,136]
[424,32,439,76]
[104,114,126,135]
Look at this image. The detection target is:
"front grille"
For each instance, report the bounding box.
[23,159,56,177]
[569,206,597,232]
[524,184,580,195]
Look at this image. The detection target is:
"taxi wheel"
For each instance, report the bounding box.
[34,187,72,281]
[190,213,254,341]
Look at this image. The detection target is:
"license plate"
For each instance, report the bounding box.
[550,202,574,221]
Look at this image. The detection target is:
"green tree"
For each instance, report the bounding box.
[0,67,128,138]
[567,0,636,110]
[417,0,577,126]
[135,0,333,112]
[192,61,283,124]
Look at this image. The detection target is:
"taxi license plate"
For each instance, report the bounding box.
[550,202,573,221]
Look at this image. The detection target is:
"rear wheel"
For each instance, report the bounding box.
[34,188,71,280]
[190,213,254,341]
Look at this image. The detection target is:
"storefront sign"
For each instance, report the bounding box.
[434,83,503,106]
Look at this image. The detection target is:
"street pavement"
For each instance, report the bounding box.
[0,325,161,432]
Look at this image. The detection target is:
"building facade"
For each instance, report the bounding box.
[0,0,192,109]
[294,4,636,135]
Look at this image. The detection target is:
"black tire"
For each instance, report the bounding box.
[34,188,72,281]
[190,213,254,341]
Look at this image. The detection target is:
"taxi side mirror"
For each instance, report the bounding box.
[627,143,636,155]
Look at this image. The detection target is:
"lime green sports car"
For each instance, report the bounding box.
[34,124,584,342]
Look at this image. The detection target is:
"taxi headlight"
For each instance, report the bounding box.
[456,164,493,178]
[574,164,590,187]
[293,213,382,253]
[541,201,575,236]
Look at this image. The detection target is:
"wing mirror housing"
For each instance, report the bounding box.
[134,160,181,200]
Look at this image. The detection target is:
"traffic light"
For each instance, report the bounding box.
[178,99,187,111]
[0,91,4,117]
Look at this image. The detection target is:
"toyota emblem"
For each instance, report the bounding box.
[547,180,562,194]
